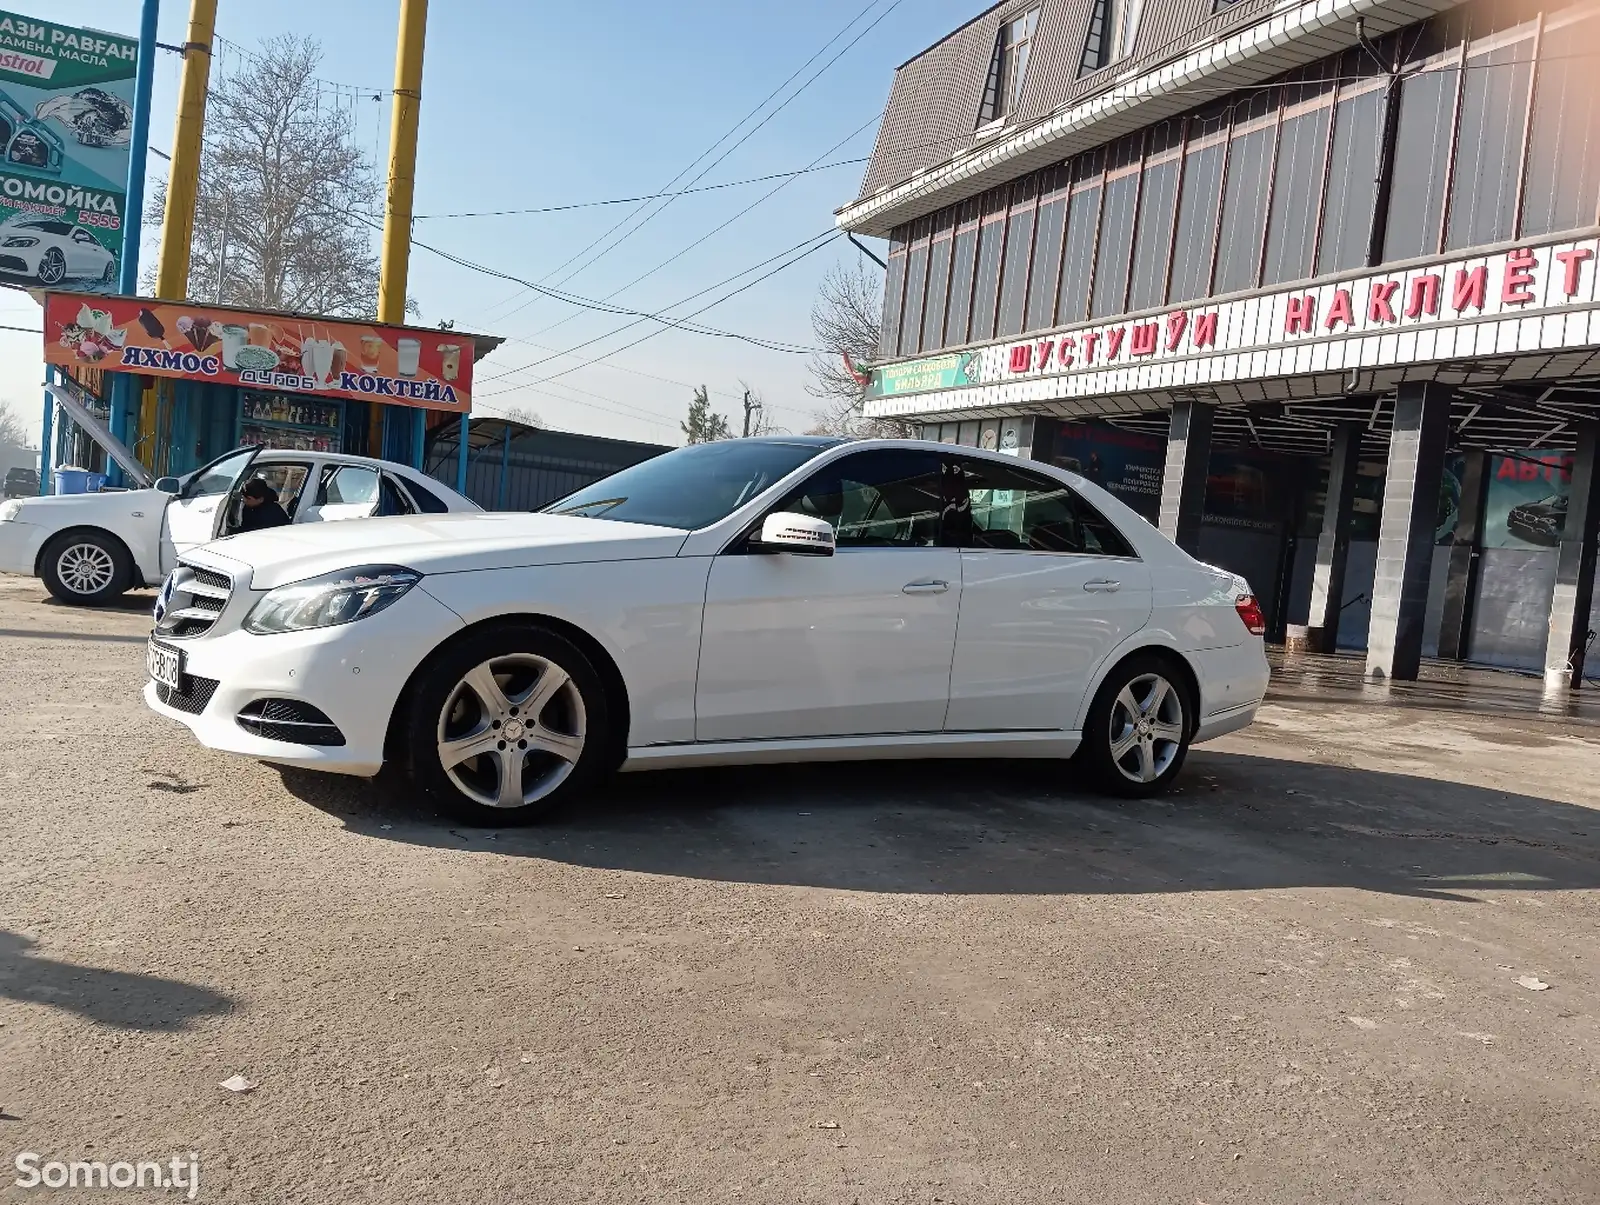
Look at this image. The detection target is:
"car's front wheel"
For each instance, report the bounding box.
[406,623,611,824]
[37,248,66,286]
[1081,654,1191,797]
[39,531,132,605]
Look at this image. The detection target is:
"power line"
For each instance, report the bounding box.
[412,156,870,220]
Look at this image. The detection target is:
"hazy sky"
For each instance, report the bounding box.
[7,0,978,448]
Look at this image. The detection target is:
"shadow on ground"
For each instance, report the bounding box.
[0,931,233,1032]
[39,590,156,615]
[280,750,1600,899]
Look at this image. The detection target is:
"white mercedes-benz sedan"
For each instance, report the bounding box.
[143,437,1269,823]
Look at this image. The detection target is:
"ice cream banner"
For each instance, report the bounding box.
[44,292,475,412]
[0,10,139,293]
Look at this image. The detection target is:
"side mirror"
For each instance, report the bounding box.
[755,511,835,556]
[154,477,180,495]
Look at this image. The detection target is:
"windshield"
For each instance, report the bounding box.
[544,440,835,530]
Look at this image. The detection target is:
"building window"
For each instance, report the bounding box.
[1521,7,1600,238]
[1091,134,1144,318]
[1081,0,1143,75]
[944,200,981,348]
[1167,106,1229,304]
[1446,21,1536,251]
[1316,63,1385,275]
[1127,120,1183,312]
[921,211,955,354]
[879,230,908,359]
[1025,167,1069,332]
[997,177,1039,337]
[1262,71,1335,286]
[899,218,931,356]
[978,7,1042,126]
[1383,38,1461,263]
[1213,89,1278,296]
[1057,150,1105,325]
[970,189,1011,343]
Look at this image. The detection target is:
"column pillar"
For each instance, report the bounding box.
[1367,382,1451,680]
[1158,400,1213,554]
[1545,423,1600,689]
[1306,422,1363,653]
[1437,449,1490,661]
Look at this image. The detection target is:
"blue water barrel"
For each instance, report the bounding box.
[53,467,91,495]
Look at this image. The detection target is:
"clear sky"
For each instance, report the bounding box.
[5,0,978,447]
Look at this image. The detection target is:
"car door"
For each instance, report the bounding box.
[69,228,98,275]
[944,455,1152,733]
[695,447,963,742]
[159,446,261,574]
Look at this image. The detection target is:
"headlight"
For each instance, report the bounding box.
[243,565,422,635]
[1,236,37,248]
[0,499,23,522]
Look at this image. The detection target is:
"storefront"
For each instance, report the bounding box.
[839,0,1600,685]
[40,290,487,486]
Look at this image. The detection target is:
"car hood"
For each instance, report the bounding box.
[187,511,692,589]
[7,487,167,521]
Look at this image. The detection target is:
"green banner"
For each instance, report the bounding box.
[867,352,979,399]
[0,8,139,293]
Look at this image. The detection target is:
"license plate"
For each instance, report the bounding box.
[147,638,184,690]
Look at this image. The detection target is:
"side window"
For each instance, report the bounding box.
[771,449,953,548]
[398,475,451,513]
[321,465,379,506]
[956,457,1137,557]
[377,474,415,517]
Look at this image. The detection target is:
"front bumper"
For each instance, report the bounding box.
[0,519,48,577]
[143,581,465,777]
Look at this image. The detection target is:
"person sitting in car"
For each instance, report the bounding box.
[237,477,291,532]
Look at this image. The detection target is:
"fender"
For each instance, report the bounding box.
[1069,622,1202,733]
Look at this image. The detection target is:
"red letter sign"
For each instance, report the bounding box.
[1368,281,1400,323]
[1324,288,1354,330]
[1405,274,1441,318]
[1502,248,1537,305]
[1452,266,1487,312]
[1284,295,1316,334]
[1008,344,1032,373]
[1554,248,1594,298]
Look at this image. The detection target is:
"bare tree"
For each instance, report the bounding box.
[804,258,917,438]
[497,406,544,429]
[0,399,28,449]
[146,36,384,316]
[736,381,785,436]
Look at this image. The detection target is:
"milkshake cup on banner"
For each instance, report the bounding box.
[439,343,461,381]
[329,341,348,381]
[397,338,421,378]
[359,333,384,372]
[220,324,248,369]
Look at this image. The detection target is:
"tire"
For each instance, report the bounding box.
[40,530,132,606]
[1080,653,1192,798]
[37,248,66,286]
[405,623,611,824]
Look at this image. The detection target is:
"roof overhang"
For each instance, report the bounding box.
[836,0,1459,238]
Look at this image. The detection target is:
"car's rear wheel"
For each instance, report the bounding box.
[37,248,66,286]
[40,531,131,605]
[101,257,117,284]
[406,624,611,824]
[1081,654,1191,798]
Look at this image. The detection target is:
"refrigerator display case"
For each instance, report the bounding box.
[238,390,344,454]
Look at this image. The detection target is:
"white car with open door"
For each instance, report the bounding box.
[0,446,478,605]
[143,437,1270,821]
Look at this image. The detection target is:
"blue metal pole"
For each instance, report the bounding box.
[39,365,54,496]
[497,424,510,511]
[108,0,160,487]
[412,408,426,470]
[455,411,469,495]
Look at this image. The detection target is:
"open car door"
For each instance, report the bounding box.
[159,446,262,575]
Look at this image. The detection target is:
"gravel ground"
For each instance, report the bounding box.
[0,574,1597,1204]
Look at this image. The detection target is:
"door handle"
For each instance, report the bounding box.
[902,579,950,594]
[1082,578,1121,593]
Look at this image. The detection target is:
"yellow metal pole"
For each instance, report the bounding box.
[155,0,217,300]
[378,0,428,324]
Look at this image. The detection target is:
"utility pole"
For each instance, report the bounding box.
[376,0,429,466]
[742,390,760,438]
[155,0,217,299]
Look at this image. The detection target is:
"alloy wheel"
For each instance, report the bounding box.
[56,542,116,595]
[1107,672,1185,785]
[38,250,65,286]
[436,653,587,809]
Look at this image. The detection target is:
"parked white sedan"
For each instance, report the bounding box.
[143,438,1268,821]
[0,446,477,605]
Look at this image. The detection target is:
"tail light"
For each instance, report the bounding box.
[1235,594,1266,636]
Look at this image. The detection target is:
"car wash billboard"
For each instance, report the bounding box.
[0,11,137,293]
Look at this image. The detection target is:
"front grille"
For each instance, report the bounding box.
[155,674,218,715]
[236,698,346,747]
[154,563,233,639]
